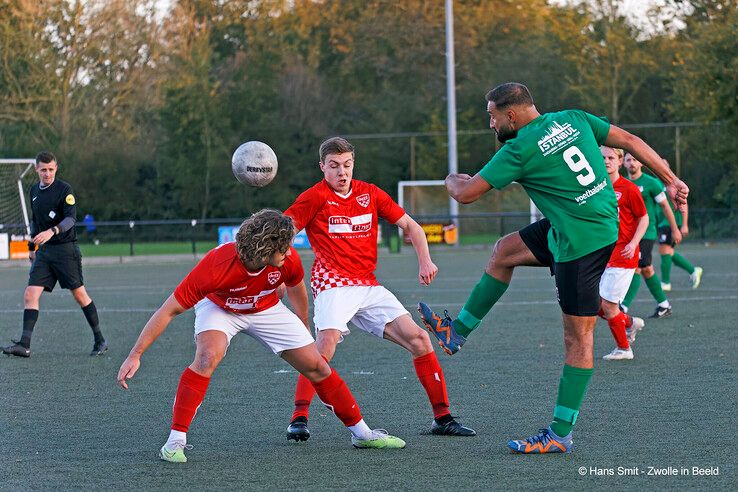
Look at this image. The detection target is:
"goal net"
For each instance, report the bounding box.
[398,180,541,245]
[0,159,35,259]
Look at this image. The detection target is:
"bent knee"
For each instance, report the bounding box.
[405,327,433,356]
[192,349,224,373]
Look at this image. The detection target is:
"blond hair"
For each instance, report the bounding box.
[235,209,294,264]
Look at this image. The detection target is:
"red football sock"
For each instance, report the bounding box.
[624,314,633,328]
[291,374,316,421]
[597,308,606,320]
[413,352,450,419]
[311,368,362,427]
[171,367,211,432]
[607,312,630,349]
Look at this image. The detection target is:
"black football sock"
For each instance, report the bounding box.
[19,309,39,348]
[82,301,104,343]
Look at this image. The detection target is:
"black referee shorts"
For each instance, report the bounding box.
[28,242,84,292]
[519,218,614,317]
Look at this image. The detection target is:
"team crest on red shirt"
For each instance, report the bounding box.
[268,272,281,285]
[615,191,623,201]
[356,193,370,208]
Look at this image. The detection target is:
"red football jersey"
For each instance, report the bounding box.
[608,176,648,269]
[285,179,406,297]
[174,243,304,314]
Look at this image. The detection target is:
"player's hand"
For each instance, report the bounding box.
[33,229,54,245]
[672,228,683,245]
[621,242,637,259]
[666,178,689,210]
[680,224,689,237]
[28,250,35,263]
[117,356,141,390]
[418,260,438,286]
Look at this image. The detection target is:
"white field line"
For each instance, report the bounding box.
[0,295,736,314]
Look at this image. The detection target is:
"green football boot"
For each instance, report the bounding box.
[159,442,192,463]
[351,429,406,449]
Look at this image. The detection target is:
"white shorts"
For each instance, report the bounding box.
[193,299,314,355]
[599,267,637,304]
[313,285,409,339]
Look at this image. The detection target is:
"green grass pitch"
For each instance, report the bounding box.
[1,244,735,489]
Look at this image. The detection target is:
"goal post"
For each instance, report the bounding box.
[397,179,541,246]
[0,159,36,259]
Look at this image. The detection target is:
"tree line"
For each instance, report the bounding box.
[1,0,735,220]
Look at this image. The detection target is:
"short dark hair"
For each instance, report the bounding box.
[485,83,534,109]
[319,137,354,163]
[35,151,56,166]
[235,209,294,265]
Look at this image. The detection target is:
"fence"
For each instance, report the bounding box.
[2,208,734,258]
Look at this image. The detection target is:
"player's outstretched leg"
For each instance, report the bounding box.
[384,315,475,436]
[417,303,466,355]
[282,344,405,449]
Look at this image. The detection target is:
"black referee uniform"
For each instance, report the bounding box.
[3,164,107,357]
[28,178,84,291]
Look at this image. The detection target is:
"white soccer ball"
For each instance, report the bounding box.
[231,141,278,188]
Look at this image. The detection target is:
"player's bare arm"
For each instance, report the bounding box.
[394,213,438,286]
[286,281,310,329]
[681,202,689,236]
[117,294,187,389]
[658,200,682,245]
[445,173,493,204]
[604,125,689,208]
[622,214,650,259]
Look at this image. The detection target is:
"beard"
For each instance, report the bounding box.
[494,125,517,143]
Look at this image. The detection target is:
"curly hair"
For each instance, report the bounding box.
[235,209,294,265]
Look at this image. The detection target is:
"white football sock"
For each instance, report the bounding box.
[658,301,670,308]
[348,419,373,439]
[165,429,187,447]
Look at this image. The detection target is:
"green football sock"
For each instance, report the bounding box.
[660,254,673,283]
[622,273,641,308]
[550,364,593,437]
[672,252,695,274]
[451,272,509,337]
[644,273,667,303]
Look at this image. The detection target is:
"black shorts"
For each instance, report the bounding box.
[657,226,676,247]
[28,242,84,292]
[519,219,615,316]
[638,239,655,268]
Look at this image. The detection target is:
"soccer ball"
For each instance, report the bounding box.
[231,141,278,187]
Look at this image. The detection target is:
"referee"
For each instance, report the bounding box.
[2,151,107,357]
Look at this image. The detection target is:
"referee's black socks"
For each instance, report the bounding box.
[19,309,39,348]
[82,301,104,343]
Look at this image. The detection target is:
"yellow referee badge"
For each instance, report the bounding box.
[65,194,76,205]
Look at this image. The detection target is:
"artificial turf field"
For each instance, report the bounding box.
[1,243,735,490]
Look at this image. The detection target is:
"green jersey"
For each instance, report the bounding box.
[480,109,618,262]
[628,173,666,240]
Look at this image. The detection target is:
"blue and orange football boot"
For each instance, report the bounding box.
[417,302,466,355]
[507,427,572,454]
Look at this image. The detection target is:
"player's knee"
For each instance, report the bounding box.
[489,234,517,269]
[302,357,332,382]
[405,327,433,356]
[192,348,223,374]
[23,288,40,306]
[642,265,654,277]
